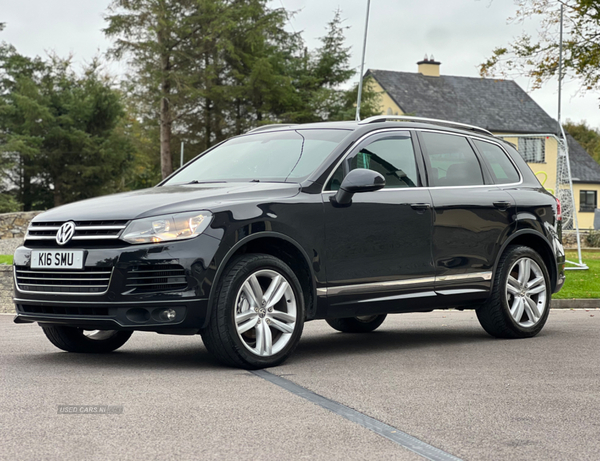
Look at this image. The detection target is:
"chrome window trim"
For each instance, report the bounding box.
[416,128,524,188]
[321,128,523,194]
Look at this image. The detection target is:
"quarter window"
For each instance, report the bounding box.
[580,190,597,212]
[420,132,484,187]
[348,136,419,188]
[473,140,520,184]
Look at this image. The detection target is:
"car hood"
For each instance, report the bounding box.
[33,183,301,222]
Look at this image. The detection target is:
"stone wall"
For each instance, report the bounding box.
[0,211,44,239]
[0,266,15,314]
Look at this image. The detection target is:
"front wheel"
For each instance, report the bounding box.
[477,245,551,339]
[201,254,305,369]
[326,314,387,333]
[41,326,133,353]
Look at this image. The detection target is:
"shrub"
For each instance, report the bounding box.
[585,230,600,247]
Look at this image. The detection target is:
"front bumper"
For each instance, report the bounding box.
[13,234,221,332]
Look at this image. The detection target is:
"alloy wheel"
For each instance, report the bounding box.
[234,269,297,357]
[505,257,547,327]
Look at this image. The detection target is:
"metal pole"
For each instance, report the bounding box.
[557,4,585,268]
[558,4,563,127]
[180,142,184,169]
[355,0,371,121]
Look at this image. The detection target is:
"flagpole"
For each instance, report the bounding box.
[355,0,371,121]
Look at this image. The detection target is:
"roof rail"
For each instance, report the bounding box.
[358,115,493,136]
[246,124,298,134]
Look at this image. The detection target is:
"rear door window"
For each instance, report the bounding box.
[419,132,484,187]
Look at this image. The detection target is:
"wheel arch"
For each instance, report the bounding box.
[204,232,317,328]
[494,230,558,292]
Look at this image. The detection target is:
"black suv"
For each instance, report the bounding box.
[14,116,565,368]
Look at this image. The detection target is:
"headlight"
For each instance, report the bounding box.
[121,211,212,244]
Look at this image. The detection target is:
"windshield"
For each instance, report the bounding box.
[163,129,350,185]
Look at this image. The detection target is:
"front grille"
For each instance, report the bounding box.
[15,266,113,294]
[125,264,187,294]
[26,220,129,243]
[17,304,110,316]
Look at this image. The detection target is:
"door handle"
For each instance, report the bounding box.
[493,201,511,211]
[410,203,431,212]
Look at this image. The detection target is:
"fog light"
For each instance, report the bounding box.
[159,309,177,321]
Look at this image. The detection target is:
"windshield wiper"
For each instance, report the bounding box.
[185,180,227,185]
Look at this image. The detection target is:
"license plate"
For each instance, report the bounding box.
[31,250,84,269]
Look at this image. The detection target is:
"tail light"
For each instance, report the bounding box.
[556,198,562,221]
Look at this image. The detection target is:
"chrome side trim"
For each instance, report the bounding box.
[320,271,493,297]
[436,288,487,296]
[436,271,492,282]
[326,276,436,296]
[355,291,437,303]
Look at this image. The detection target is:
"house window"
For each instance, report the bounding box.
[580,190,597,212]
[518,137,545,163]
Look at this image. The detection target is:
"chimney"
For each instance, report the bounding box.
[417,54,441,77]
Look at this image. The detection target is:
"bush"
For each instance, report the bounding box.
[0,193,21,213]
[585,230,600,247]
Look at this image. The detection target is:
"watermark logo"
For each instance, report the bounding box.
[57,405,123,414]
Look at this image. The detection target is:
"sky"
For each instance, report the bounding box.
[1,0,598,128]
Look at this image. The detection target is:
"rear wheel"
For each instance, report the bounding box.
[201,254,305,369]
[41,326,133,353]
[477,245,550,339]
[326,314,387,333]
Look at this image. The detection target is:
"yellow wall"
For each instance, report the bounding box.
[528,137,557,196]
[368,79,403,116]
[572,183,600,229]
[417,63,440,77]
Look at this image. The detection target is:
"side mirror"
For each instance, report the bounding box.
[330,168,385,207]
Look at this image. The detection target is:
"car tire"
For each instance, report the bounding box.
[477,245,551,339]
[41,326,133,353]
[201,254,305,369]
[326,314,387,333]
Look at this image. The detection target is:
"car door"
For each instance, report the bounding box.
[322,130,436,317]
[416,130,517,297]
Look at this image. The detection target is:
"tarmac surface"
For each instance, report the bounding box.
[1,309,598,461]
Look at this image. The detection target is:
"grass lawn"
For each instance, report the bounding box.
[0,255,13,265]
[552,251,600,299]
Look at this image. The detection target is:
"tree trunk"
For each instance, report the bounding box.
[205,97,212,151]
[53,179,63,208]
[21,156,32,212]
[160,95,173,179]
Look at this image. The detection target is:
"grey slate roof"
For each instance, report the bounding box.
[368,69,559,134]
[367,69,600,183]
[567,134,600,184]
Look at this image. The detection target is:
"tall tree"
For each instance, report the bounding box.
[105,0,206,179]
[565,120,600,162]
[480,0,600,92]
[0,46,133,209]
